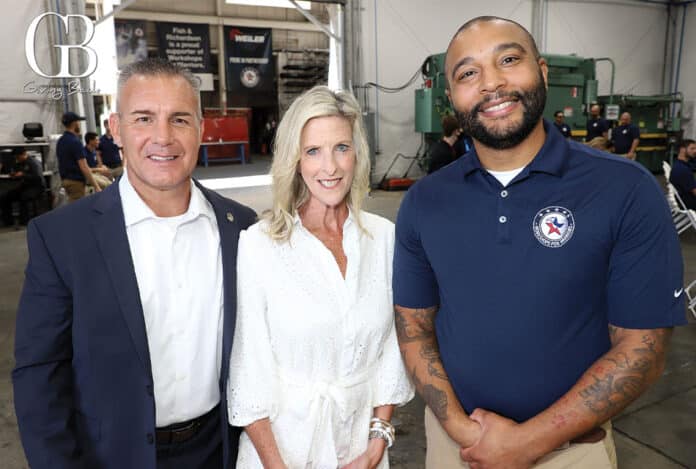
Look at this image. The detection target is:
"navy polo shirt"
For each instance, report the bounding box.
[84,147,97,168]
[586,118,609,140]
[56,131,85,182]
[669,159,696,210]
[612,124,640,154]
[98,134,122,168]
[553,122,571,138]
[394,120,686,423]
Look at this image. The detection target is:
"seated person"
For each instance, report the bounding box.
[1,148,45,226]
[669,139,696,210]
[98,119,124,178]
[84,131,113,190]
[428,115,462,174]
[611,112,640,160]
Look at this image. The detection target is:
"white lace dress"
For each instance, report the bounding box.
[227,210,414,469]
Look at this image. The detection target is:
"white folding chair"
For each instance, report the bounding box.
[665,182,693,235]
[684,279,696,320]
[662,160,671,180]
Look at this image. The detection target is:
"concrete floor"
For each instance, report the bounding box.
[1,156,694,468]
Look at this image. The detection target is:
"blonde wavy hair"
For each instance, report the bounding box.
[265,86,371,241]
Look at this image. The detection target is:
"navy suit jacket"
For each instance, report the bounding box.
[12,181,256,469]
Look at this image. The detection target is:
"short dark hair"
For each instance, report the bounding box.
[85,132,98,145]
[441,115,460,137]
[450,16,541,60]
[554,110,564,117]
[11,147,26,156]
[680,138,696,149]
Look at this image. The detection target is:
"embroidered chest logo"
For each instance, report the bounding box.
[533,206,575,248]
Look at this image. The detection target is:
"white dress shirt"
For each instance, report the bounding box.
[120,170,224,427]
[227,210,414,469]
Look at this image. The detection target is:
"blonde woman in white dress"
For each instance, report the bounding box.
[227,86,414,469]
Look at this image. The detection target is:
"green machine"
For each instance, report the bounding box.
[597,93,683,173]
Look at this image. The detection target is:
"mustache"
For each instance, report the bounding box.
[472,91,523,115]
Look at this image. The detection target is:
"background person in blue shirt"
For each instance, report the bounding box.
[669,138,696,209]
[56,112,101,201]
[98,119,124,178]
[586,103,610,142]
[611,112,640,160]
[84,131,114,190]
[552,110,571,139]
[394,16,685,469]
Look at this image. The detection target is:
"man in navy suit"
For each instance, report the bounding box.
[13,58,256,469]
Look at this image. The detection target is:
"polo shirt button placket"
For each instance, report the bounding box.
[501,190,509,198]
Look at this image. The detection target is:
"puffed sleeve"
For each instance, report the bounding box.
[227,227,278,426]
[373,221,415,407]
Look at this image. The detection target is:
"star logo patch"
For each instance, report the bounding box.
[533,206,575,248]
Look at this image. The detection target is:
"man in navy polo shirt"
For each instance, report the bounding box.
[98,119,124,178]
[552,110,571,139]
[394,16,686,469]
[586,103,610,142]
[611,112,640,160]
[56,112,101,201]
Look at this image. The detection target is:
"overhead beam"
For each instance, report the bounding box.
[114,9,322,32]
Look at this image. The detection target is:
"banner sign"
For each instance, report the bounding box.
[156,22,212,74]
[224,26,274,94]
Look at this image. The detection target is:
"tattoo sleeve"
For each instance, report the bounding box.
[577,326,671,421]
[394,305,464,423]
[522,326,673,458]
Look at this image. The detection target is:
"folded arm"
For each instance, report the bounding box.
[394,304,480,447]
[461,326,672,468]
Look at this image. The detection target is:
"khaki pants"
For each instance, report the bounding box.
[424,406,617,469]
[91,173,113,190]
[109,165,123,179]
[61,179,86,202]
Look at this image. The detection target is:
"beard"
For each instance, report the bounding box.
[454,69,547,150]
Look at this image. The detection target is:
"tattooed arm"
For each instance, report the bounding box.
[460,326,672,467]
[394,304,481,447]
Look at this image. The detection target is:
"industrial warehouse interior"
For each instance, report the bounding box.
[0,0,696,469]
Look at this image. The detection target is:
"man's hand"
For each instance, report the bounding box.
[459,409,535,469]
[626,151,637,160]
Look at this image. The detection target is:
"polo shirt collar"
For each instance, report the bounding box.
[119,168,214,227]
[459,119,569,178]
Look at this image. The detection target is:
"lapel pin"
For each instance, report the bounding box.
[226,212,234,222]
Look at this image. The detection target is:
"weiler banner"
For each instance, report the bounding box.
[224,26,274,95]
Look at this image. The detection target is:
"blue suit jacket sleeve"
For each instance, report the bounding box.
[13,220,87,469]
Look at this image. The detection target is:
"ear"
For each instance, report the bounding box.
[538,57,549,89]
[109,113,121,146]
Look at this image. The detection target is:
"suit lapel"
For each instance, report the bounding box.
[91,184,152,380]
[196,182,241,390]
